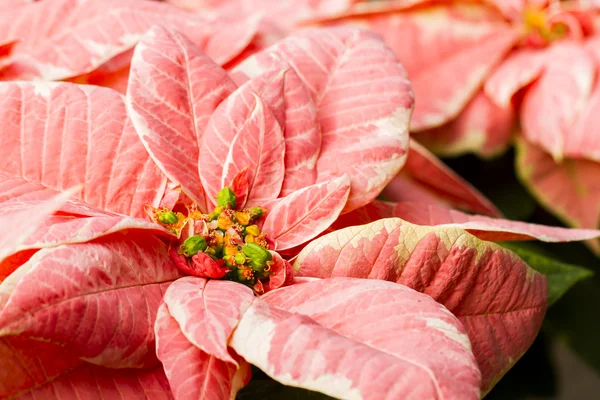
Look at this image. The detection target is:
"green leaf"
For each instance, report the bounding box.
[500,242,593,306]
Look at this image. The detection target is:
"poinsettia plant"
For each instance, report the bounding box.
[0,14,598,400]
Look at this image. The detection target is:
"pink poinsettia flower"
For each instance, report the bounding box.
[3,24,516,398]
[303,0,600,246]
[0,0,264,92]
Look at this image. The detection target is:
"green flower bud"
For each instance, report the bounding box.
[242,243,272,272]
[217,187,236,209]
[158,210,178,225]
[234,252,247,265]
[235,267,255,284]
[181,235,207,257]
[250,207,264,218]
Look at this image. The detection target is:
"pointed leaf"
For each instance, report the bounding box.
[337,200,600,244]
[233,66,321,196]
[162,277,255,365]
[19,365,172,400]
[484,48,549,107]
[155,302,251,400]
[0,0,257,81]
[294,218,548,392]
[0,186,76,265]
[230,278,481,399]
[0,82,167,218]
[127,26,238,206]
[0,336,82,398]
[415,90,515,158]
[262,175,350,250]
[234,28,413,211]
[516,138,600,253]
[200,89,285,206]
[384,140,500,216]
[325,3,517,129]
[0,232,182,368]
[521,42,596,161]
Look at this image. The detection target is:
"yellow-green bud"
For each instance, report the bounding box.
[245,225,260,237]
[181,235,207,257]
[158,210,178,225]
[234,252,247,265]
[250,207,264,218]
[217,187,236,209]
[242,243,272,272]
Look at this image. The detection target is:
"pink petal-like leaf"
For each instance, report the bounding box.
[516,138,600,253]
[484,48,549,107]
[19,365,172,400]
[0,336,82,398]
[262,175,350,250]
[233,66,321,195]
[337,200,600,243]
[521,41,596,161]
[0,232,182,368]
[415,90,515,158]
[0,185,76,265]
[162,277,255,365]
[294,219,547,392]
[0,0,257,81]
[384,141,500,216]
[230,278,481,399]
[1,336,171,399]
[263,251,295,292]
[127,26,238,206]
[325,3,517,130]
[0,82,167,218]
[200,88,285,206]
[234,27,413,211]
[155,303,251,400]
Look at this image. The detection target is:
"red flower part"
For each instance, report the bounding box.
[168,247,229,279]
[191,253,229,279]
[263,251,294,292]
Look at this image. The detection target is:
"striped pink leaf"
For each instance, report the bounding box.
[323,2,517,130]
[520,41,596,162]
[516,138,600,253]
[0,185,76,266]
[155,302,251,400]
[0,336,83,398]
[162,277,255,365]
[0,0,258,81]
[336,200,600,243]
[230,278,481,400]
[384,141,500,216]
[0,232,182,368]
[294,219,547,392]
[1,336,172,399]
[0,82,167,218]
[199,86,285,206]
[233,66,321,195]
[262,175,350,250]
[127,26,237,207]
[414,90,515,158]
[484,48,549,107]
[234,27,413,212]
[20,365,172,400]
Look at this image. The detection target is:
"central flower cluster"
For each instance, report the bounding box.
[522,7,567,45]
[150,188,274,289]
